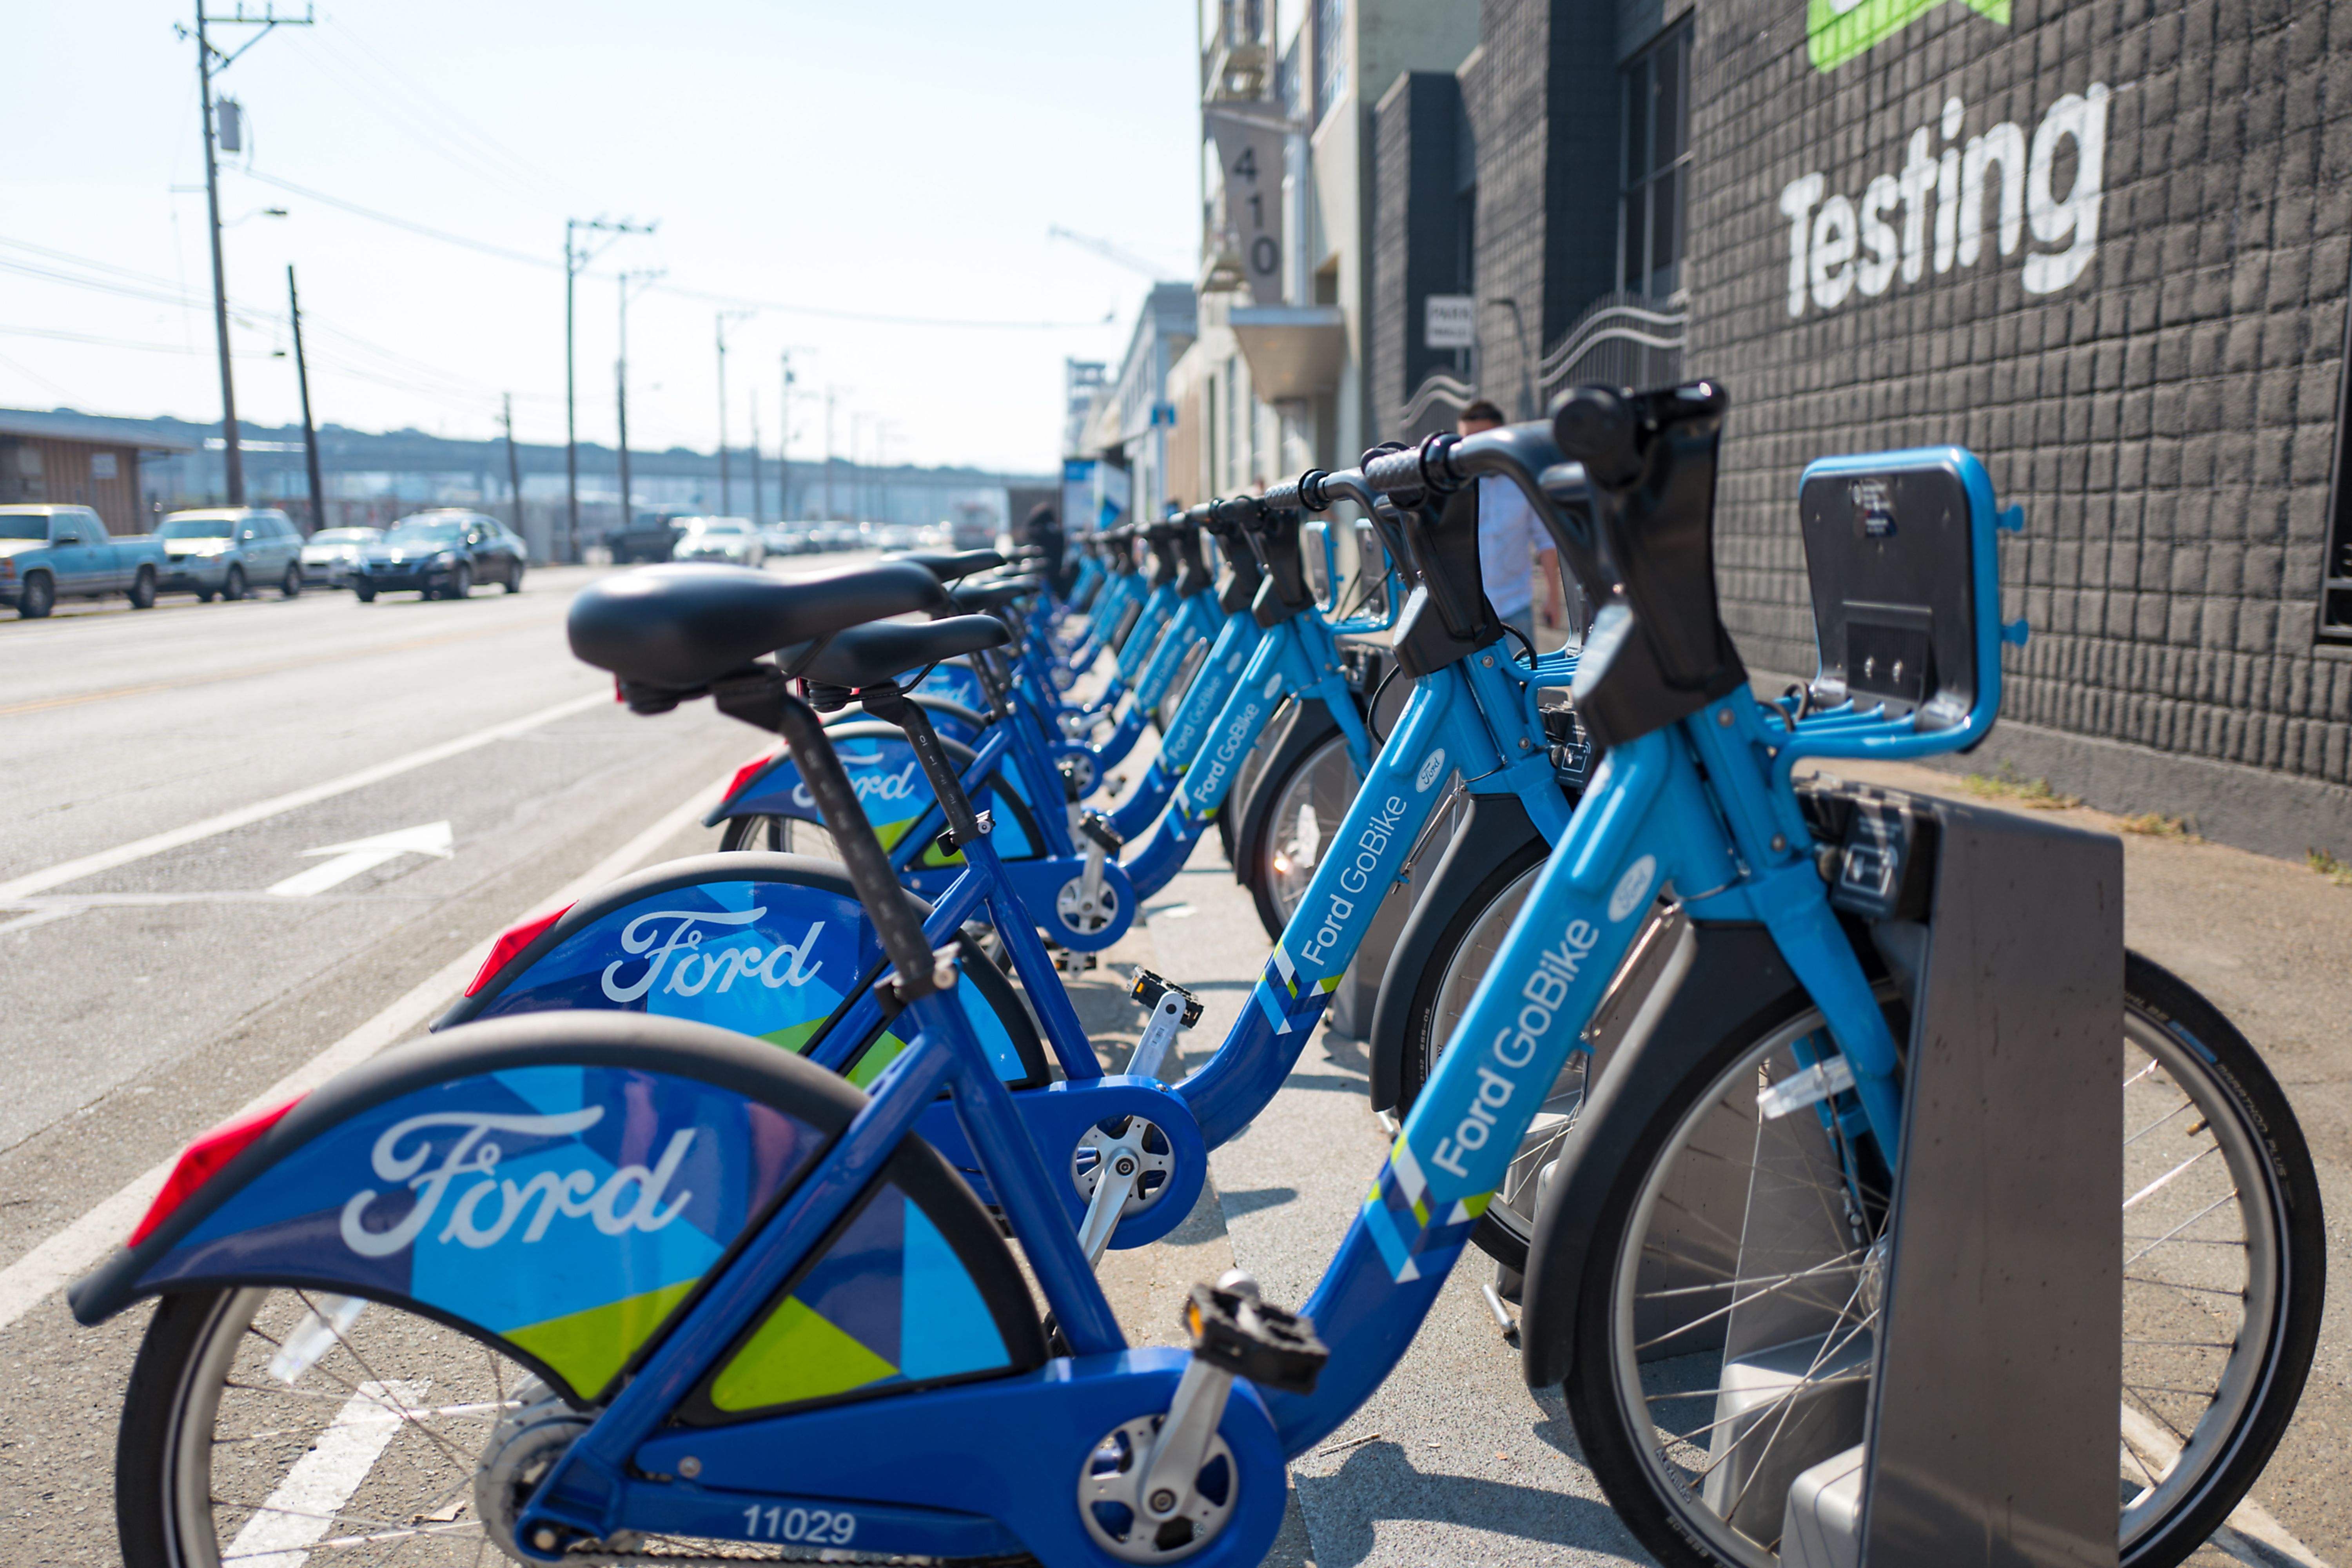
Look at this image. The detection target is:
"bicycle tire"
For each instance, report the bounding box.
[1229,700,1346,939]
[1241,731,1362,941]
[1559,950,2324,1568]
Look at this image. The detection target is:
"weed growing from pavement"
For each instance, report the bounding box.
[2308,849,2352,887]
[2120,812,2202,842]
[1961,761,2082,810]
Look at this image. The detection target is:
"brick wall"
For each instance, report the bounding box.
[1691,0,2352,813]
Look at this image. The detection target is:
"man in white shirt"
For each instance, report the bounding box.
[1459,399,1563,652]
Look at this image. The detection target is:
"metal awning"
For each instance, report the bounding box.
[1229,305,1347,401]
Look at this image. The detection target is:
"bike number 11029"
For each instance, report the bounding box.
[742,1504,855,1545]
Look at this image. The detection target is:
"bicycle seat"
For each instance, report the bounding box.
[887,549,1005,583]
[948,575,1043,613]
[568,561,946,691]
[793,613,1010,690]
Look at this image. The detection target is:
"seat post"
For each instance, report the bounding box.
[857,681,990,849]
[713,670,947,997]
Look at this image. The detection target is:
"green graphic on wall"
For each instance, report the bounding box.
[1807,0,2009,71]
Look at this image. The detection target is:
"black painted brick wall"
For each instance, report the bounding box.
[1690,0,2352,789]
[1371,73,1470,436]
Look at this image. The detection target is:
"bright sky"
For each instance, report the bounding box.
[3,2,1200,472]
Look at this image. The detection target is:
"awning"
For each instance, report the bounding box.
[1229,305,1347,400]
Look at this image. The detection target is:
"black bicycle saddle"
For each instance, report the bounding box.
[791,614,1010,690]
[568,561,946,691]
[887,549,1006,583]
[949,575,1044,613]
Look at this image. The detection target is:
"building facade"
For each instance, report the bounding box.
[1360,0,2352,861]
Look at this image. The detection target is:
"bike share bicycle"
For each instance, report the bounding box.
[74,383,2319,1568]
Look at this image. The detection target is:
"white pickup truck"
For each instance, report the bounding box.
[0,504,172,619]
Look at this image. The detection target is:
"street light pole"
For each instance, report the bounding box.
[614,268,663,534]
[503,393,524,539]
[779,353,796,523]
[715,310,753,516]
[566,216,654,562]
[285,265,324,533]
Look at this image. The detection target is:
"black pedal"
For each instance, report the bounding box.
[1057,759,1087,802]
[1080,810,1126,854]
[1539,702,1599,791]
[1130,968,1203,1027]
[1183,1283,1327,1396]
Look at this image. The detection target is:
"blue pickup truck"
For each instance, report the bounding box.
[0,504,172,619]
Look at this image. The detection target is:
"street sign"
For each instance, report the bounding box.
[1425,295,1477,350]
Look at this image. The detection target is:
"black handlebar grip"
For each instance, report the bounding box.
[1263,477,1306,512]
[1362,446,1426,497]
[1550,386,1642,488]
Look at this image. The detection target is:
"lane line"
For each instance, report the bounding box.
[223,1379,428,1568]
[0,777,722,1334]
[0,622,521,717]
[0,689,608,902]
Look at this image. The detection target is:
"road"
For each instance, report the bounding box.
[0,563,758,1556]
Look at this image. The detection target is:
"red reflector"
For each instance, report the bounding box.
[130,1096,303,1247]
[464,903,574,997]
[722,749,781,804]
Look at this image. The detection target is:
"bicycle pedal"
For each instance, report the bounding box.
[1184,1280,1327,1396]
[1129,968,1203,1028]
[1079,809,1126,854]
[1054,947,1098,976]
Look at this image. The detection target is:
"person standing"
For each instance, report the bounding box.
[1457,399,1564,650]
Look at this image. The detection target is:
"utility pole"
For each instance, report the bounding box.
[566,216,654,563]
[779,353,796,523]
[503,394,524,541]
[822,386,837,523]
[715,310,752,516]
[749,392,763,526]
[186,2,312,506]
[285,265,325,534]
[614,268,662,532]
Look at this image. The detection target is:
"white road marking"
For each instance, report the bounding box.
[0,690,605,902]
[0,778,722,1335]
[268,822,454,898]
[223,1379,428,1568]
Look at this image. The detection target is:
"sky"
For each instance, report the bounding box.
[3,2,1202,473]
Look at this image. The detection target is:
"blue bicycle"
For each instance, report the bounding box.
[77,384,2318,1568]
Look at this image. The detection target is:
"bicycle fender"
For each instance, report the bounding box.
[1517,920,1800,1389]
[1365,792,1543,1112]
[710,723,1040,863]
[435,852,1049,1091]
[69,1014,1044,1414]
[914,1074,1207,1250]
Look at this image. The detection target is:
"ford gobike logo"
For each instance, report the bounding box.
[788,760,924,813]
[340,1107,693,1258]
[601,907,827,1003]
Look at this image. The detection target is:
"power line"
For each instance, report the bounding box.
[238,170,554,269]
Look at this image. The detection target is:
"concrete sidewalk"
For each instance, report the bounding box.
[1068,753,2348,1567]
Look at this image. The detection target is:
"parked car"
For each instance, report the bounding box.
[0,504,170,618]
[608,509,690,564]
[156,508,306,602]
[299,526,384,588]
[758,523,808,557]
[670,516,765,567]
[352,510,526,601]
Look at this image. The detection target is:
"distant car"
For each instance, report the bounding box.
[758,523,806,558]
[352,510,526,601]
[609,510,690,564]
[670,517,765,568]
[0,504,171,618]
[299,526,384,588]
[864,522,924,552]
[156,508,305,601]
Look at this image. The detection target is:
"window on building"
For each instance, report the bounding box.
[1618,21,1692,301]
[1312,0,1346,126]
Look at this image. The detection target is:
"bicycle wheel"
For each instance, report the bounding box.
[719,811,838,859]
[1241,733,1361,940]
[1561,951,2324,1568]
